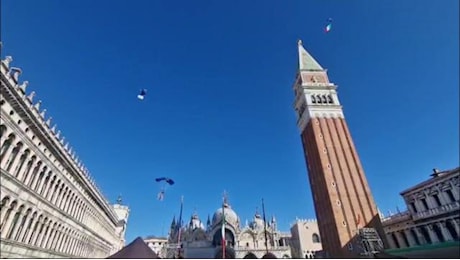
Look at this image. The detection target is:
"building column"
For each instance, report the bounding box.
[23,218,38,244]
[427,224,439,244]
[439,222,453,241]
[449,219,460,237]
[403,229,417,247]
[1,207,18,238]
[385,233,397,249]
[30,165,46,191]
[0,205,11,227]
[15,154,31,181]
[398,231,410,248]
[35,221,48,247]
[45,227,57,249]
[40,224,53,249]
[8,211,25,240]
[36,174,49,196]
[17,213,33,242]
[30,219,43,246]
[23,162,39,187]
[51,230,63,251]
[412,227,425,245]
[11,149,27,177]
[450,182,459,200]
[0,141,16,168]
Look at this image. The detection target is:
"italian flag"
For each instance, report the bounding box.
[221,204,226,258]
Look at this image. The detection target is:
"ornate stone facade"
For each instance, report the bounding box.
[382,167,460,249]
[0,53,129,258]
[144,236,168,258]
[289,219,322,259]
[166,199,292,259]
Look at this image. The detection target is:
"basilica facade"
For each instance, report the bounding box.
[166,199,292,259]
[0,53,129,258]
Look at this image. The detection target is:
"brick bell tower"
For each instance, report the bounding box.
[292,40,387,258]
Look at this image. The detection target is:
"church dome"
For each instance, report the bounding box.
[250,212,265,230]
[212,203,238,227]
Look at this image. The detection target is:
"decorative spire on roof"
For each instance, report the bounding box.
[40,109,47,118]
[46,117,52,126]
[34,100,42,111]
[19,81,28,93]
[27,91,36,102]
[2,56,13,67]
[51,124,57,133]
[9,67,22,82]
[298,39,324,71]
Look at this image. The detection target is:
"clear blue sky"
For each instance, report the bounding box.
[2,0,458,243]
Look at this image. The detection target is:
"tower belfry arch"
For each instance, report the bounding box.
[292,40,387,258]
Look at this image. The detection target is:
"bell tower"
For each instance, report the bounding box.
[292,40,387,258]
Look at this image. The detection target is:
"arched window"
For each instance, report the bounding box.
[312,233,320,243]
[327,95,333,104]
[311,95,316,104]
[6,205,24,239]
[5,142,23,172]
[321,95,327,104]
[0,134,15,162]
[14,149,29,177]
[22,156,36,183]
[316,95,322,104]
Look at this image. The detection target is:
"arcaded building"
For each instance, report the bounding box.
[0,54,130,258]
[382,167,459,249]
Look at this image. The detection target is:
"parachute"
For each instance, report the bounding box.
[137,89,147,100]
[155,177,175,201]
[325,18,333,33]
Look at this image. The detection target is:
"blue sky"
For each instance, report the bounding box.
[1,0,458,243]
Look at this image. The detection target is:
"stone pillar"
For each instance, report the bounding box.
[51,186,62,205]
[450,182,459,200]
[41,224,53,249]
[449,219,460,237]
[30,219,43,246]
[46,182,57,201]
[23,218,37,244]
[36,174,49,196]
[52,230,62,251]
[11,148,27,177]
[438,222,453,241]
[35,221,48,247]
[31,165,46,191]
[412,227,425,245]
[403,229,417,247]
[45,228,57,249]
[1,208,18,238]
[385,233,397,249]
[23,162,39,187]
[0,141,16,167]
[427,224,439,244]
[395,231,408,248]
[7,211,24,240]
[17,213,33,242]
[15,154,30,181]
[0,206,11,226]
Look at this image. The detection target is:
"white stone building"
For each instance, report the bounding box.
[144,236,168,258]
[166,198,292,259]
[0,53,130,258]
[289,219,322,259]
[381,167,460,249]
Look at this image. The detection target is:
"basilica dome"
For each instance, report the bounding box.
[212,203,239,227]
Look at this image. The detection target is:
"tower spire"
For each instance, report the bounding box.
[298,39,324,71]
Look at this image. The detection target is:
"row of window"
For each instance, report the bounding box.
[0,124,116,246]
[311,94,334,104]
[0,195,109,258]
[408,188,457,214]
